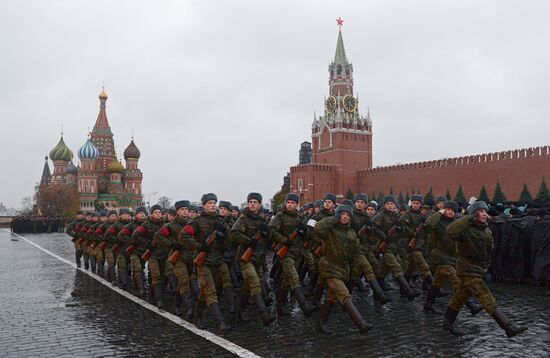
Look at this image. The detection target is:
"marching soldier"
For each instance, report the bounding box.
[118,207,148,297]
[443,201,528,338]
[105,209,132,287]
[91,210,109,277]
[231,192,276,326]
[66,211,85,267]
[269,193,314,317]
[181,193,232,334]
[94,210,117,279]
[84,212,99,273]
[316,204,373,335]
[131,205,164,307]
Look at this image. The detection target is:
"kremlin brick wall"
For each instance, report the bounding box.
[356,146,550,202]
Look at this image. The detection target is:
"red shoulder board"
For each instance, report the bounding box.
[106,227,116,234]
[159,226,171,237]
[95,227,103,234]
[120,227,131,236]
[86,229,94,235]
[182,224,195,236]
[135,226,147,235]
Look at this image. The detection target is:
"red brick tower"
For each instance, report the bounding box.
[90,89,116,193]
[290,20,372,202]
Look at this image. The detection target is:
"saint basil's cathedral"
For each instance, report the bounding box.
[40,89,144,211]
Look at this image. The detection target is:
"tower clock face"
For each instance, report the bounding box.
[342,95,357,113]
[325,96,337,114]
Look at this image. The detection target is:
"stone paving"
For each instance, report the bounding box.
[1,230,549,357]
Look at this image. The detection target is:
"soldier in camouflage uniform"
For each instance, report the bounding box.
[90,211,109,277]
[94,210,117,280]
[77,212,93,270]
[423,201,482,315]
[219,200,240,306]
[270,193,314,317]
[372,195,420,300]
[443,201,528,338]
[131,205,164,307]
[105,209,131,287]
[66,211,84,267]
[85,212,100,273]
[316,204,373,335]
[349,194,392,304]
[180,193,232,334]
[118,207,148,297]
[231,192,276,326]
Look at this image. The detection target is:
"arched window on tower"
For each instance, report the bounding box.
[337,65,342,75]
[345,66,350,76]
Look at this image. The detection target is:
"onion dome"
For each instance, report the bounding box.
[78,138,100,160]
[49,136,73,162]
[123,139,141,159]
[99,89,108,99]
[64,160,78,175]
[108,158,124,173]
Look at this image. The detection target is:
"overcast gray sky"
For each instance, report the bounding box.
[1,0,549,209]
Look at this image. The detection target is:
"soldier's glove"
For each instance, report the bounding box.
[284,239,294,248]
[199,241,211,253]
[215,230,225,241]
[296,223,308,236]
[248,238,258,249]
[259,223,270,238]
[170,242,184,252]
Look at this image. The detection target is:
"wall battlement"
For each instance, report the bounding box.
[291,163,335,173]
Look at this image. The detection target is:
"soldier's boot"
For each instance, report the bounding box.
[152,284,165,310]
[134,272,146,298]
[306,271,319,297]
[342,297,373,335]
[396,276,421,301]
[194,300,207,329]
[317,301,333,334]
[90,256,97,274]
[354,279,368,293]
[292,287,315,317]
[224,288,236,315]
[368,279,392,305]
[75,251,82,268]
[237,293,251,322]
[405,274,416,288]
[97,260,104,278]
[109,266,116,285]
[105,264,112,282]
[174,292,183,316]
[465,299,483,316]
[118,269,128,289]
[422,273,434,291]
[491,308,528,338]
[437,288,451,297]
[210,302,231,336]
[312,282,325,309]
[83,254,90,270]
[260,279,273,307]
[252,294,276,326]
[167,274,177,295]
[276,288,291,316]
[442,307,462,336]
[423,285,442,314]
[186,291,196,320]
[377,277,396,291]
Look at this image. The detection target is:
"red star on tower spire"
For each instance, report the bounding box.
[336,17,344,27]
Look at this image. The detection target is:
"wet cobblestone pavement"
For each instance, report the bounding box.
[1,230,549,357]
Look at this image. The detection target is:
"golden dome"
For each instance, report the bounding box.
[99,89,108,99]
[108,158,124,173]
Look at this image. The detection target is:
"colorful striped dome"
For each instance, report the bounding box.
[78,139,100,160]
[123,139,141,159]
[49,136,73,162]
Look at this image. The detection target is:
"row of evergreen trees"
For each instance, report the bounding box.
[345,178,550,206]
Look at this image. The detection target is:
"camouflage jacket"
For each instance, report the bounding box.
[269,209,305,260]
[181,212,226,267]
[117,219,145,255]
[131,218,164,257]
[231,208,267,265]
[425,212,456,266]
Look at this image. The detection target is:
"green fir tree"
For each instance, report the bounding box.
[454,185,467,205]
[518,184,533,205]
[346,188,354,200]
[377,192,385,205]
[424,186,434,202]
[445,188,452,200]
[536,177,550,202]
[398,192,405,205]
[478,185,490,203]
[492,181,507,204]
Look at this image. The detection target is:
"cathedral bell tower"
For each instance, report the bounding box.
[310,18,373,198]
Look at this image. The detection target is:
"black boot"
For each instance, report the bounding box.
[306,271,319,297]
[90,256,97,274]
[167,274,177,295]
[118,269,129,289]
[317,300,333,334]
[342,298,373,334]
[237,293,251,322]
[194,300,207,329]
[292,287,315,317]
[312,282,325,309]
[174,292,183,316]
[109,266,116,285]
[276,288,291,316]
[377,277,396,291]
[105,264,112,282]
[152,284,165,309]
[83,254,90,270]
[465,299,483,316]
[134,272,146,298]
[437,288,451,297]
[396,276,421,301]
[224,288,236,315]
[210,302,231,335]
[442,307,462,336]
[253,294,276,326]
[97,260,104,278]
[75,251,82,268]
[422,274,434,291]
[368,279,392,305]
[186,291,196,320]
[423,285,442,314]
[491,308,528,338]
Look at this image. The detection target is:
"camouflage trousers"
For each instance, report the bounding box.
[325,277,352,305]
[130,254,144,275]
[378,251,404,279]
[148,257,166,286]
[104,248,115,266]
[197,263,232,305]
[448,276,497,314]
[432,264,461,290]
[405,250,431,278]
[281,256,301,290]
[240,261,262,296]
[174,260,192,296]
[116,254,129,271]
[95,246,104,261]
[73,241,82,253]
[351,254,377,282]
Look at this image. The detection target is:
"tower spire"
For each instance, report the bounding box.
[40,156,51,186]
[334,18,348,65]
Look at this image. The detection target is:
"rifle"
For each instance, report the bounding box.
[378,220,403,252]
[408,221,426,250]
[141,238,158,262]
[276,231,299,259]
[194,218,230,267]
[240,231,263,263]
